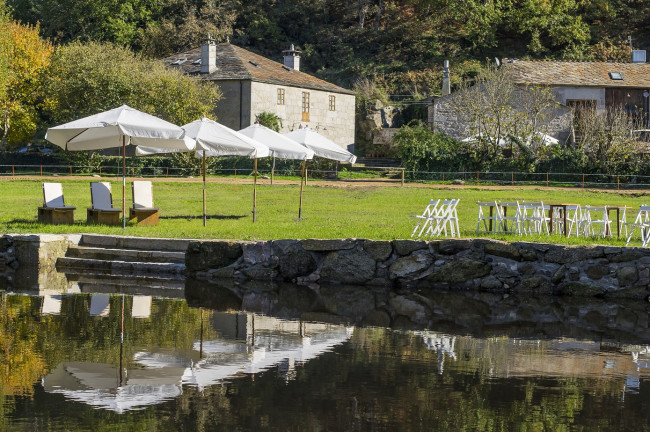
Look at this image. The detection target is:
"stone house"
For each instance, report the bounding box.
[164,38,356,152]
[429,56,650,144]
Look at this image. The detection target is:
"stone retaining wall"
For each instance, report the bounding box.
[187,238,650,300]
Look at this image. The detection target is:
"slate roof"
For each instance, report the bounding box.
[504,59,650,88]
[165,44,355,95]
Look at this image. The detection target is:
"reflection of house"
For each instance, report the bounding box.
[164,39,356,151]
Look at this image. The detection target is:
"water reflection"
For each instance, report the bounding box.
[1,286,650,430]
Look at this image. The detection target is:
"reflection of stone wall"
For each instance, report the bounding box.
[187,238,650,300]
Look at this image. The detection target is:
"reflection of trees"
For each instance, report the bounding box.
[1,295,649,430]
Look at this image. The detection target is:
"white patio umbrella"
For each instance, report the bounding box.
[139,118,270,224]
[284,127,356,218]
[45,105,192,228]
[239,124,314,218]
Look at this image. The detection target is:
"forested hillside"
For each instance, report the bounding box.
[6,0,649,96]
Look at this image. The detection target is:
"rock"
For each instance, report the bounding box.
[484,241,521,260]
[610,252,646,263]
[363,240,393,261]
[584,310,607,327]
[320,285,377,321]
[389,250,433,279]
[480,275,503,291]
[437,239,472,255]
[585,264,609,280]
[242,241,272,265]
[186,240,243,272]
[428,257,491,284]
[451,179,465,185]
[544,245,605,264]
[242,267,277,280]
[389,295,430,325]
[556,282,605,297]
[512,276,552,294]
[615,307,638,330]
[320,250,376,284]
[551,265,566,284]
[272,240,317,280]
[392,240,428,256]
[518,262,536,276]
[617,266,639,286]
[207,266,235,279]
[302,239,356,251]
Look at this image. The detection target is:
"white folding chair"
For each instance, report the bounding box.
[411,199,440,238]
[625,205,650,247]
[520,201,549,235]
[427,199,460,238]
[560,204,584,237]
[582,205,611,237]
[476,201,499,234]
[497,201,522,234]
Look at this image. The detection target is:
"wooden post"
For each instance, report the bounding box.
[511,172,514,186]
[202,150,207,227]
[234,168,237,178]
[477,171,479,185]
[69,166,72,176]
[617,175,620,191]
[305,164,308,185]
[546,172,549,187]
[442,172,445,183]
[166,167,169,178]
[11,165,14,177]
[40,165,43,177]
[99,166,102,176]
[271,156,275,185]
[299,160,305,219]
[252,157,258,223]
[582,173,585,189]
[401,169,404,187]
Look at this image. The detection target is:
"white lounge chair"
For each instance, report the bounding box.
[87,182,122,225]
[38,182,76,224]
[129,181,159,226]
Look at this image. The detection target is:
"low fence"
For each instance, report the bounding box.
[1,164,649,190]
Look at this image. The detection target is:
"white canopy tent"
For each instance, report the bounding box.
[284,127,356,163]
[239,124,314,218]
[45,105,192,228]
[138,118,270,224]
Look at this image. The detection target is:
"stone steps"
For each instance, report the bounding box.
[66,246,185,263]
[56,234,189,295]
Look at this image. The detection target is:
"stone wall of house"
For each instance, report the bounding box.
[213,80,252,131]
[187,238,650,300]
[249,81,356,151]
[429,89,574,144]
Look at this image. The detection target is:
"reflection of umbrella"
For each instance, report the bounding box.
[45,105,191,228]
[89,294,110,317]
[138,118,270,225]
[131,296,151,318]
[239,124,315,218]
[284,128,356,219]
[41,295,62,315]
[43,361,185,413]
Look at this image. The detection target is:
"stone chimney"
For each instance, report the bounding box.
[442,60,451,96]
[201,34,217,74]
[282,44,301,71]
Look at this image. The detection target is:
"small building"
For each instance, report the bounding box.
[429,54,650,144]
[504,57,650,121]
[164,38,356,152]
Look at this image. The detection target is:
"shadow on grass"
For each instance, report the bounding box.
[160,214,247,220]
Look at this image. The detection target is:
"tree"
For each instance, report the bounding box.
[0,13,53,151]
[45,41,221,126]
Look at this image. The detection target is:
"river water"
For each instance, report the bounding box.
[1,283,649,431]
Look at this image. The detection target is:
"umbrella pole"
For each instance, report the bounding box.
[119,294,124,386]
[271,156,275,185]
[202,150,207,227]
[253,157,258,223]
[122,135,126,229]
[299,160,305,219]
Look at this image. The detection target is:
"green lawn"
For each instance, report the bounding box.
[2,178,648,245]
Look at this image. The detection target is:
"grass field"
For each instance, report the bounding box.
[2,177,649,245]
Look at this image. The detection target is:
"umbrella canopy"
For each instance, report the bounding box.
[284,128,356,163]
[45,105,191,151]
[239,124,314,160]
